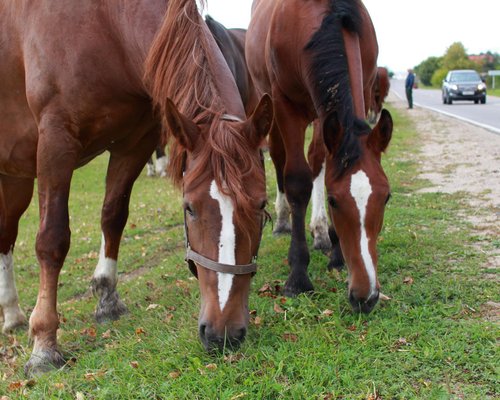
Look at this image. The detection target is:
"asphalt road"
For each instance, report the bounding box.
[390,79,500,135]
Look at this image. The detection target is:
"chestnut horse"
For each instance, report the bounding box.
[0,0,272,375]
[247,0,393,312]
[308,65,392,251]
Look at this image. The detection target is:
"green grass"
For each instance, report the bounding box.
[1,104,498,399]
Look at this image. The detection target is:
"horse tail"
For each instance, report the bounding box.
[305,0,369,175]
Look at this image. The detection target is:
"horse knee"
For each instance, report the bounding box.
[285,170,313,207]
[35,226,70,267]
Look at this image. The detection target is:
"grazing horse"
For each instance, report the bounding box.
[247,0,393,312]
[0,0,272,375]
[308,65,392,250]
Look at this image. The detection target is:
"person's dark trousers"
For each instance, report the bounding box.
[406,87,413,109]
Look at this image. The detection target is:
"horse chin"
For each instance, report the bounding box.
[348,290,379,314]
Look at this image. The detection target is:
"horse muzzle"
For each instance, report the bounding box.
[349,289,379,314]
[199,322,247,352]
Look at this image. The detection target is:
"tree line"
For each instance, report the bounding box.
[414,42,499,87]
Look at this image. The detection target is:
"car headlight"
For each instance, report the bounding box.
[477,83,486,90]
[450,84,458,91]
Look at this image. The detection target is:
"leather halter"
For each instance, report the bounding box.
[183,207,267,278]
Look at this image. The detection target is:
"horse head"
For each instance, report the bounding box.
[164,95,273,351]
[323,109,393,313]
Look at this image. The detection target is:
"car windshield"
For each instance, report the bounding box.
[450,72,480,82]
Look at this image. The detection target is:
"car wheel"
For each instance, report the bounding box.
[474,99,479,104]
[481,96,486,104]
[448,96,452,105]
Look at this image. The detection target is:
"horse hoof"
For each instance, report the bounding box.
[24,348,65,377]
[2,310,28,334]
[283,276,314,297]
[95,295,128,323]
[273,223,291,235]
[327,259,344,271]
[312,235,332,252]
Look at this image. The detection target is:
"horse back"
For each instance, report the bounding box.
[0,1,166,177]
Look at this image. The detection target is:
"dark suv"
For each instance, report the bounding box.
[442,69,487,104]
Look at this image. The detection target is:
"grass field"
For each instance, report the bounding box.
[1,105,498,399]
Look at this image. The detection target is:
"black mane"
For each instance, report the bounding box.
[305,0,370,175]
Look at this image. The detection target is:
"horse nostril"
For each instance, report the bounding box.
[235,327,247,342]
[349,290,379,314]
[199,323,207,340]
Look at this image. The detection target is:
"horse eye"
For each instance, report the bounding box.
[328,196,338,209]
[385,193,392,205]
[184,203,194,216]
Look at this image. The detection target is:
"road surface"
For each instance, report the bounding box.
[390,79,500,134]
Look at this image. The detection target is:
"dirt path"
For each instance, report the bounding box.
[388,93,499,319]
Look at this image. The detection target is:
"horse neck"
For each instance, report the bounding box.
[107,1,168,90]
[201,22,246,119]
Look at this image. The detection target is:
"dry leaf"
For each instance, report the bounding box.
[130,361,139,369]
[80,327,97,338]
[164,313,174,323]
[224,353,244,363]
[8,381,22,391]
[75,392,85,400]
[146,303,160,311]
[205,363,217,370]
[322,309,334,316]
[168,371,180,379]
[135,327,146,335]
[101,329,111,339]
[54,383,64,390]
[273,303,285,313]
[252,316,262,326]
[403,276,414,285]
[379,292,391,301]
[347,325,357,332]
[282,333,298,342]
[258,283,272,293]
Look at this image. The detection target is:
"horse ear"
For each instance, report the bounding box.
[164,98,199,151]
[322,112,343,155]
[246,93,274,147]
[368,108,392,153]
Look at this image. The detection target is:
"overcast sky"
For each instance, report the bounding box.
[203,0,500,74]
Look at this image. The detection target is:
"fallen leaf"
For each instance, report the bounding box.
[224,353,244,363]
[130,361,139,369]
[135,327,146,335]
[347,325,357,332]
[146,303,160,311]
[258,283,272,293]
[54,383,64,390]
[379,292,391,301]
[282,333,298,342]
[252,316,262,326]
[101,329,111,339]
[273,303,285,314]
[322,309,334,316]
[75,392,85,400]
[164,313,174,323]
[205,363,217,370]
[403,276,414,285]
[8,381,22,391]
[80,327,97,338]
[168,371,180,379]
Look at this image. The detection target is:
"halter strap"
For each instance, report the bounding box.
[186,247,257,275]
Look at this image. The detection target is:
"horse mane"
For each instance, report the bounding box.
[144,0,263,226]
[305,0,370,176]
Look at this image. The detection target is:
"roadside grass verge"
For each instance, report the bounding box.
[1,104,498,399]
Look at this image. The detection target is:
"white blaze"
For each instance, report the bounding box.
[210,180,235,312]
[93,234,118,286]
[350,170,376,297]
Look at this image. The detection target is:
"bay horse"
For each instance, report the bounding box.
[247,0,393,312]
[308,65,392,252]
[0,0,272,375]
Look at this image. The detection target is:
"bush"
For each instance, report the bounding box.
[431,68,448,88]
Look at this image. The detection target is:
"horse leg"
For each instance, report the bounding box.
[273,91,314,296]
[154,145,168,177]
[0,175,33,333]
[307,120,331,252]
[92,129,158,323]
[25,116,80,376]
[146,156,155,177]
[327,226,345,271]
[269,121,291,234]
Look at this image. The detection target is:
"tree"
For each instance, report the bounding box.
[441,42,475,71]
[415,56,441,86]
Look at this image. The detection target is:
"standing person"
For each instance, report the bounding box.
[405,68,415,109]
